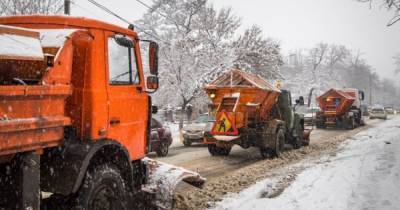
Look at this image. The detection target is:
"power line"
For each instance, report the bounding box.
[134,0,168,19]
[87,0,132,25]
[85,0,170,45]
[134,0,189,31]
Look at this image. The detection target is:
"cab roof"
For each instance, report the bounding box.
[0,15,137,36]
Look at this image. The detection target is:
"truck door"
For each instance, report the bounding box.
[105,32,148,160]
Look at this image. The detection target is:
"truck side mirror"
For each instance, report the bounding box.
[298,96,305,106]
[149,42,159,75]
[114,34,134,48]
[146,75,159,90]
[360,91,365,100]
[151,105,158,114]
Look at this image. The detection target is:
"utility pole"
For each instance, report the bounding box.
[64,0,71,15]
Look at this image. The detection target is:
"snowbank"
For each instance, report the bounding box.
[213,117,400,210]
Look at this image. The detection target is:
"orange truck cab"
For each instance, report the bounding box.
[0,16,204,210]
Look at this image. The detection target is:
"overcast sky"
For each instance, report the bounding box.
[72,0,400,79]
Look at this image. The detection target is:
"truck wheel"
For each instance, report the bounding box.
[293,125,304,149]
[42,194,68,210]
[316,121,326,129]
[219,147,232,156]
[208,144,217,155]
[156,142,169,157]
[70,164,129,210]
[260,148,273,158]
[347,117,355,130]
[183,138,192,147]
[271,128,285,158]
[208,144,231,156]
[293,136,302,149]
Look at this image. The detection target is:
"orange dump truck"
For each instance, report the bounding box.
[204,70,310,158]
[316,88,365,129]
[0,16,204,210]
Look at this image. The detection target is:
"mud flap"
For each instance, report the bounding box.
[141,158,206,210]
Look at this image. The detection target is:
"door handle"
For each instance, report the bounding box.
[110,118,121,125]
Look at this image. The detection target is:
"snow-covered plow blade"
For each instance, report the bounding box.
[142,158,206,209]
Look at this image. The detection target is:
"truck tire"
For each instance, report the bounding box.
[42,194,68,210]
[293,136,302,149]
[271,128,285,157]
[156,141,169,157]
[183,138,192,147]
[208,144,231,156]
[293,125,304,149]
[70,164,129,210]
[260,128,285,158]
[347,117,355,130]
[316,121,326,129]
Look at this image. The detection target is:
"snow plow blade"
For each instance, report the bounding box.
[142,158,206,209]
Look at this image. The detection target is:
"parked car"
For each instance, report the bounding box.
[296,106,320,125]
[370,107,387,120]
[182,114,215,146]
[384,106,395,115]
[150,118,173,157]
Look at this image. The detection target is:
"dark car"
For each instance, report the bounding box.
[149,118,172,157]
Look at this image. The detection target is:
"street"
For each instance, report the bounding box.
[147,118,391,209]
[211,116,400,210]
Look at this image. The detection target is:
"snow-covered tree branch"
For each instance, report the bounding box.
[282,43,400,106]
[138,0,282,127]
[358,0,400,26]
[0,0,64,15]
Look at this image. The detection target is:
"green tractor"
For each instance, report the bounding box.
[261,90,310,157]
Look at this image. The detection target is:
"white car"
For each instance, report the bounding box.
[370,107,387,120]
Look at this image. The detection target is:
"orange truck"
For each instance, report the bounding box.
[316,88,365,129]
[0,16,204,210]
[203,70,310,158]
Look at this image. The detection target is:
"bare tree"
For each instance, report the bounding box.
[0,0,63,15]
[358,0,400,26]
[139,0,282,128]
[232,25,283,79]
[308,43,328,83]
[326,45,349,72]
[139,0,241,128]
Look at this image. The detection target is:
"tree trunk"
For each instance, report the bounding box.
[179,101,187,129]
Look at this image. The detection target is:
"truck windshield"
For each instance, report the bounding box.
[108,36,140,85]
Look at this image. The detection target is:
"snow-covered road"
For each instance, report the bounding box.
[213,116,400,210]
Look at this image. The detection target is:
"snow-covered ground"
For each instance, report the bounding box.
[212,116,400,210]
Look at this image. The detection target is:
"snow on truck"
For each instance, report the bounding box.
[203,70,311,158]
[316,88,365,129]
[0,16,204,210]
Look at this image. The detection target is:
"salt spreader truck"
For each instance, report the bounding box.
[0,16,204,210]
[316,88,365,129]
[203,70,310,158]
